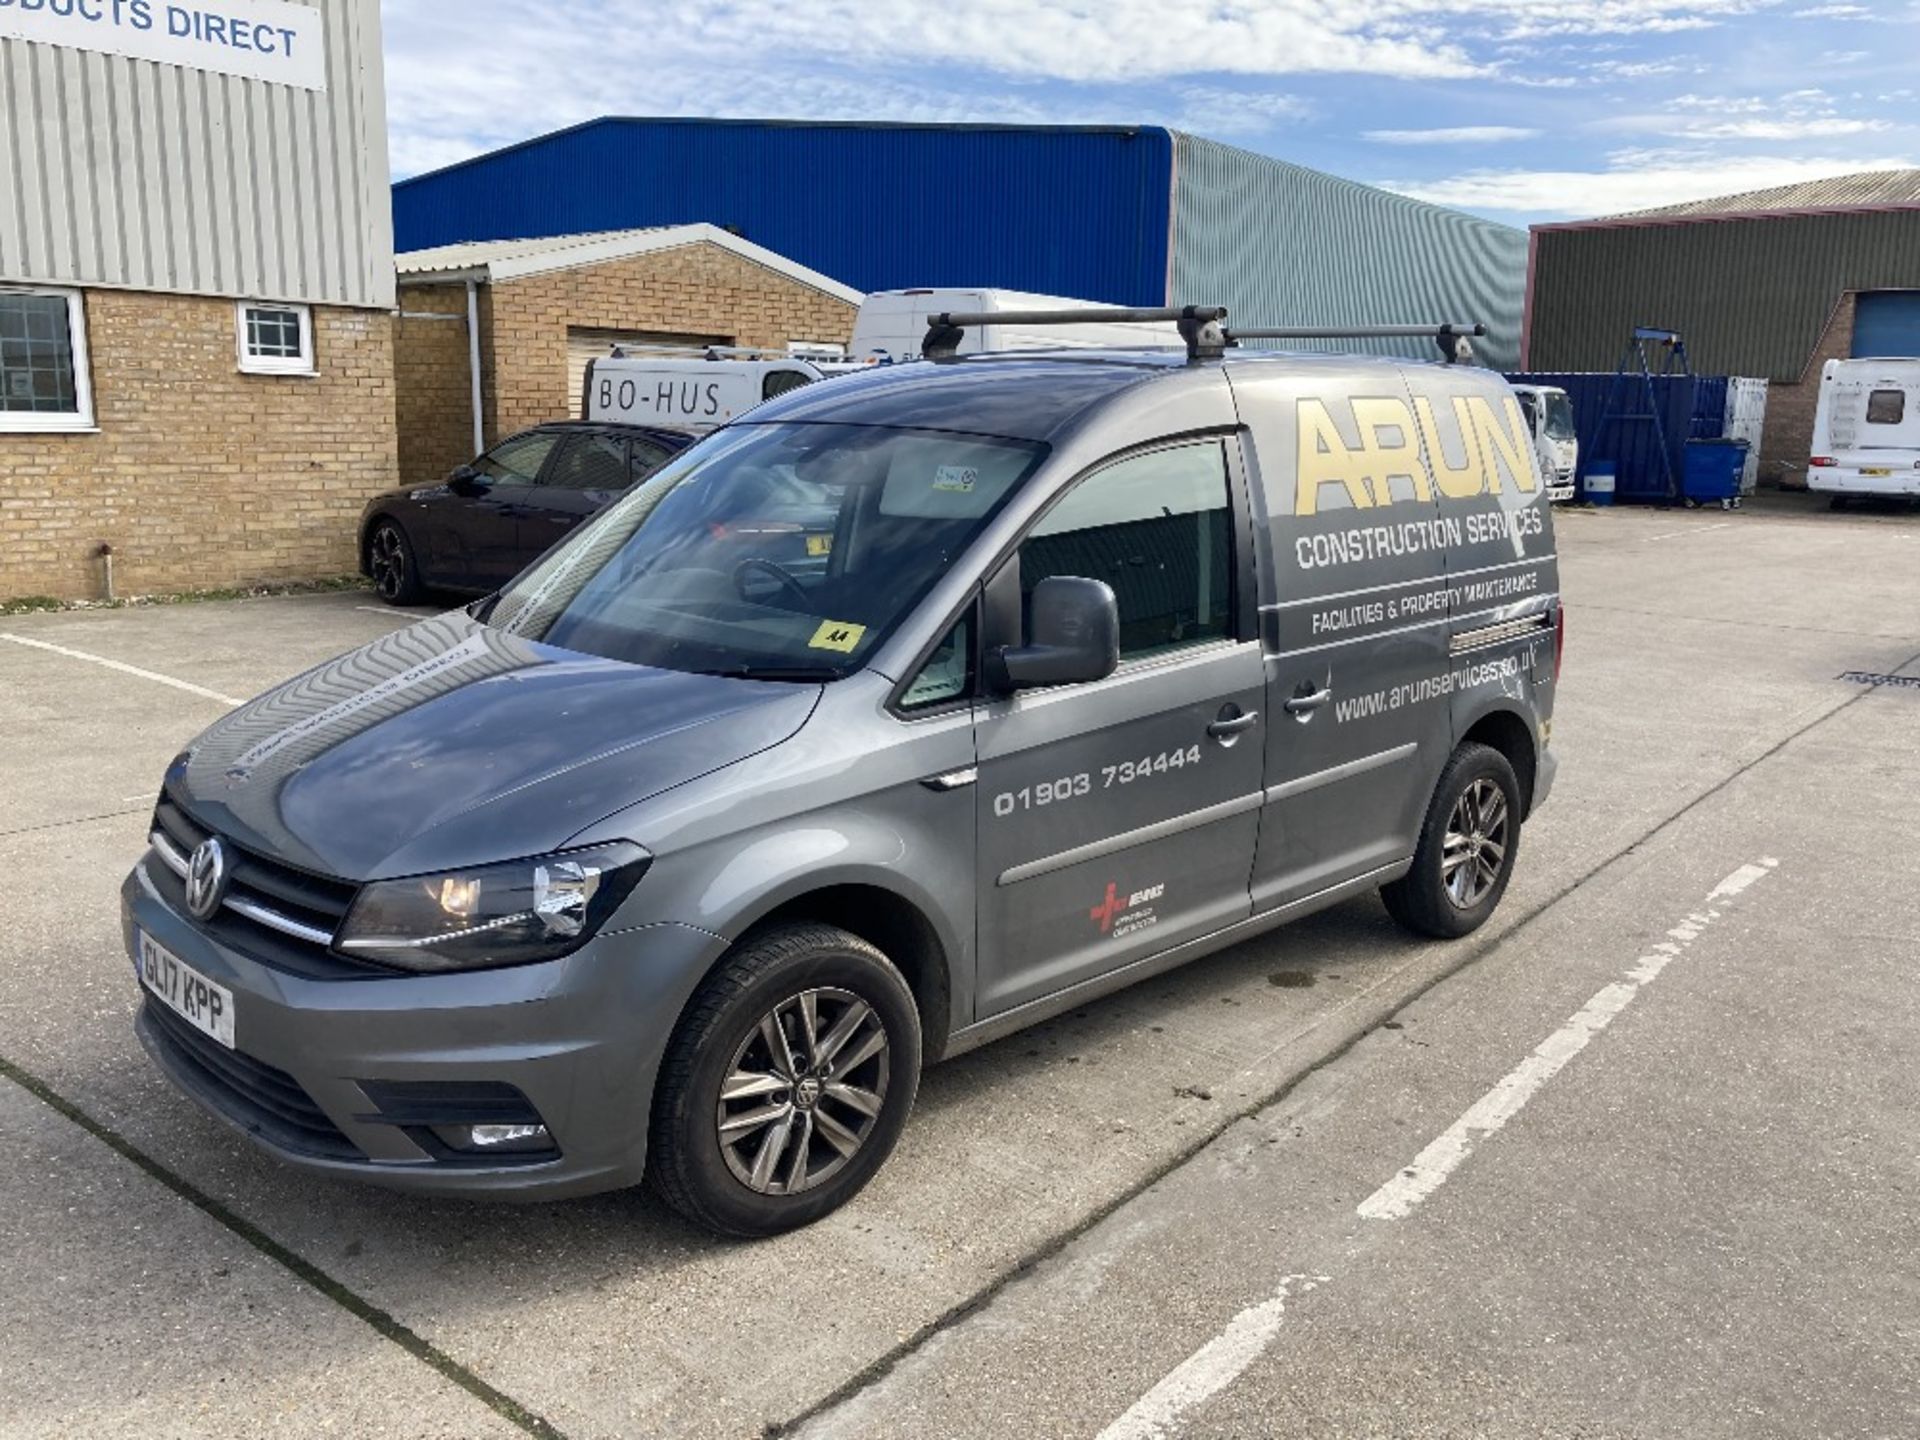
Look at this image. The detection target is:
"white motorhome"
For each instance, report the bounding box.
[584,347,853,432]
[1509,383,1578,502]
[850,289,1182,363]
[1809,357,1920,502]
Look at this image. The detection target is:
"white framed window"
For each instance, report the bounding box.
[0,286,94,433]
[236,301,315,375]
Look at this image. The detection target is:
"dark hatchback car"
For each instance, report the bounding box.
[358,422,694,603]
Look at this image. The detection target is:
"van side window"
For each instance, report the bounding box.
[899,613,973,711]
[763,370,813,402]
[1867,389,1906,425]
[1020,441,1234,662]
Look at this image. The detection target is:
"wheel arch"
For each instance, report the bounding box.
[1457,703,1540,815]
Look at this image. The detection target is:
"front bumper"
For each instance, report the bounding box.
[122,861,728,1200]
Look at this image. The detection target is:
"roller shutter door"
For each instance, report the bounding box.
[1852,292,1920,360]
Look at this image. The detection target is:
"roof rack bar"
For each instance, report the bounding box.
[922,305,1229,362]
[1226,322,1488,365]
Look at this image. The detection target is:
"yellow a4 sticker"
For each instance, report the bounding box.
[808,620,867,653]
[805,534,833,557]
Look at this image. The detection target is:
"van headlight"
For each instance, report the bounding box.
[334,842,651,972]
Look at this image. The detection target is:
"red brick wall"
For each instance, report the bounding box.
[1760,292,1855,489]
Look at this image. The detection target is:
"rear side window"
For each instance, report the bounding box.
[1019,442,1234,662]
[763,369,813,402]
[1867,389,1906,425]
[542,433,628,491]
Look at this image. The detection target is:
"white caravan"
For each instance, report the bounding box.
[1809,357,1920,501]
[1509,383,1578,502]
[850,289,1183,363]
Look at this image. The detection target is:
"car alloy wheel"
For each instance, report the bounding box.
[1441,777,1509,910]
[715,986,891,1196]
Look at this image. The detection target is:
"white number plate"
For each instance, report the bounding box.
[137,930,235,1050]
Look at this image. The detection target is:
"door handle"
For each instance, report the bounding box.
[920,767,977,792]
[1284,688,1333,717]
[1206,711,1260,739]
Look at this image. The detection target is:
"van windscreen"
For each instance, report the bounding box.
[480,422,1045,678]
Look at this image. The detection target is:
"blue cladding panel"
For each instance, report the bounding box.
[1507,371,1729,502]
[1851,290,1920,359]
[392,120,1173,304]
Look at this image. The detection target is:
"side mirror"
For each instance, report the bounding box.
[989,576,1120,692]
[448,464,484,495]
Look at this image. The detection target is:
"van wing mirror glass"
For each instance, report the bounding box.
[991,576,1120,692]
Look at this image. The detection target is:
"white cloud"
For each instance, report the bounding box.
[1377,154,1918,219]
[1792,3,1871,16]
[1365,125,1542,143]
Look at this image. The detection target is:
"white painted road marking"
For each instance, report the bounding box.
[1094,859,1779,1440]
[354,605,417,619]
[1357,857,1778,1222]
[1093,1275,1329,1440]
[0,634,244,707]
[1646,522,1734,542]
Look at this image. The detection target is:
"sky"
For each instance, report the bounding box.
[380,0,1920,228]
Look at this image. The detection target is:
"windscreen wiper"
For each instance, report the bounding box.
[697,664,842,682]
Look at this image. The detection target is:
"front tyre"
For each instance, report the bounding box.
[648,923,921,1237]
[1381,742,1522,940]
[366,519,425,605]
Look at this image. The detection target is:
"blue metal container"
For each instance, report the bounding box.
[1682,439,1748,503]
[1505,371,1730,504]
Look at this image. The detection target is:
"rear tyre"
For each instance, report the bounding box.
[1381,742,1522,940]
[648,922,921,1238]
[1829,495,1850,512]
[367,519,425,605]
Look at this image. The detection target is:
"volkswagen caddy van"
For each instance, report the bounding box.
[124,313,1562,1236]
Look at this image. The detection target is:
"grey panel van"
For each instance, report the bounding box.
[123,313,1561,1236]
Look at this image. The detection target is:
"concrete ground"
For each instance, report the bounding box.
[2,501,1915,1439]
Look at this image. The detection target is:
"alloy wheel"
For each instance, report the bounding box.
[1441,777,1509,909]
[715,987,891,1196]
[368,525,407,600]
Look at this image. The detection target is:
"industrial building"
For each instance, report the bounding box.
[1524,170,1920,485]
[392,118,1529,370]
[0,0,395,601]
[394,226,859,489]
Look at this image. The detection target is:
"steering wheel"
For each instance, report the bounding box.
[732,556,811,609]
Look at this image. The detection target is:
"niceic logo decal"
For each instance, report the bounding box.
[1090,881,1165,939]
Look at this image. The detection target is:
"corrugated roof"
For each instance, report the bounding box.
[395,227,678,275]
[393,223,863,302]
[1607,168,1920,219]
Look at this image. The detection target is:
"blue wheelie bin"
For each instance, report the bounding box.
[1682,439,1749,510]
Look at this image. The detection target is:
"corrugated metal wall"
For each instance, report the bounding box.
[392,120,1174,305]
[0,0,393,309]
[1528,212,1920,381]
[1169,134,1527,371]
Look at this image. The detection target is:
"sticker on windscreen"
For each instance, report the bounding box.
[809,620,867,653]
[932,465,979,494]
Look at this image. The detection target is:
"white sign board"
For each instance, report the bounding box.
[0,0,326,90]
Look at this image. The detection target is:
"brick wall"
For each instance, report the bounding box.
[1,289,396,600]
[1760,292,1855,489]
[394,241,857,463]
[394,283,476,488]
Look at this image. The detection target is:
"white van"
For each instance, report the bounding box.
[1809,358,1920,501]
[850,289,1181,363]
[585,348,852,432]
[1510,384,1578,502]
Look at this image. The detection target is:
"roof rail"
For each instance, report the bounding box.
[1226,323,1488,365]
[922,305,1229,363]
[605,342,807,362]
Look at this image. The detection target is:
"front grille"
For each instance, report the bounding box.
[139,999,362,1162]
[150,799,383,980]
